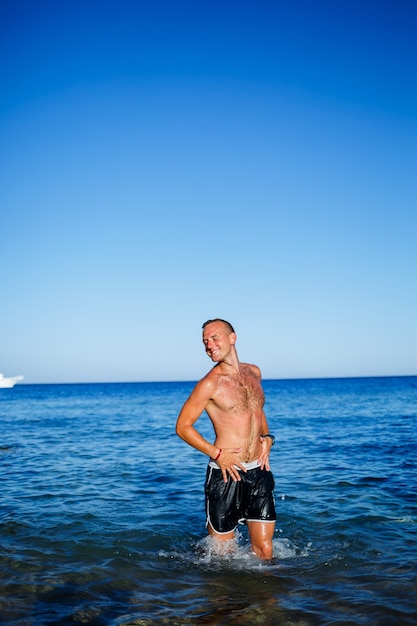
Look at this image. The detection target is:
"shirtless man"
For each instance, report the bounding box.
[176,319,276,560]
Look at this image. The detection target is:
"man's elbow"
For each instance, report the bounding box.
[176,419,193,443]
[175,420,185,440]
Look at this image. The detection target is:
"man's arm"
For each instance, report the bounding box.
[176,375,245,482]
[258,410,274,471]
[248,365,274,470]
[176,377,220,459]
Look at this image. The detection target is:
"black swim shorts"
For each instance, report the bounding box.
[205,462,276,534]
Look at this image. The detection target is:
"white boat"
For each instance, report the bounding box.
[0,373,24,388]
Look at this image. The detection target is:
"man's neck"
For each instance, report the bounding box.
[218,350,241,374]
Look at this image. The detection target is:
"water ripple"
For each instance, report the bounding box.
[1,378,416,625]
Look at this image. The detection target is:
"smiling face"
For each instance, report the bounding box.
[202,321,236,363]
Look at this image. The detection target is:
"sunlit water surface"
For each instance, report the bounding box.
[1,377,416,625]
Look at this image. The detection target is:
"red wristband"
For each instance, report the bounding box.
[214,448,222,461]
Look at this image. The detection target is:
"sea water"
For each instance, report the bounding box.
[1,377,416,625]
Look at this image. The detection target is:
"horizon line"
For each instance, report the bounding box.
[9,373,417,386]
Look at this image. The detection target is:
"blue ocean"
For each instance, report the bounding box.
[1,377,416,625]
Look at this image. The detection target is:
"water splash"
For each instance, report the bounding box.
[158,534,301,572]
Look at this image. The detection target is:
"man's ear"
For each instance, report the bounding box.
[230,332,237,346]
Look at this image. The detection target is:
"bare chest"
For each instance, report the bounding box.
[213,369,264,415]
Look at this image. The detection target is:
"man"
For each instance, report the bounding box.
[176,318,276,560]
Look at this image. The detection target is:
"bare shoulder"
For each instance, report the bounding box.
[193,366,222,397]
[242,363,262,380]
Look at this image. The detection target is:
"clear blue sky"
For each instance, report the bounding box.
[1,0,416,383]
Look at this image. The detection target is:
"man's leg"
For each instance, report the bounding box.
[207,522,237,554]
[205,466,239,551]
[247,521,275,560]
[207,522,236,543]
